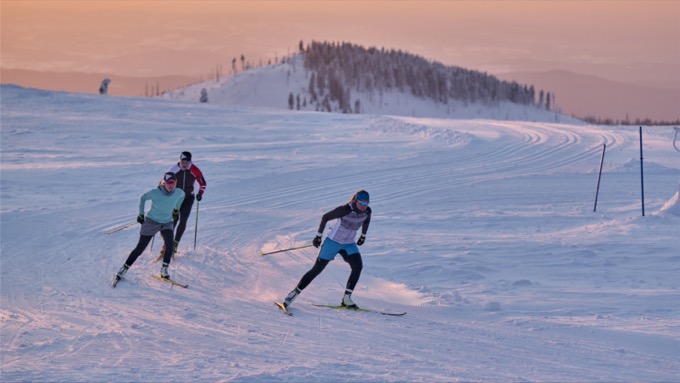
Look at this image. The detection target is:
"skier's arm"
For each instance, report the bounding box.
[190,165,207,196]
[361,207,372,235]
[139,190,152,215]
[316,204,351,235]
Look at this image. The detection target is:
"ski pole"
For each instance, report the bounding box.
[193,200,199,250]
[260,244,314,256]
[639,126,645,217]
[105,221,138,234]
[593,143,606,212]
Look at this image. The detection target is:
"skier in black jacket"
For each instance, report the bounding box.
[282,190,371,308]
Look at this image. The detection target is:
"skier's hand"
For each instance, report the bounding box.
[172,209,179,220]
[196,192,203,202]
[137,214,145,224]
[357,235,366,246]
[313,235,322,248]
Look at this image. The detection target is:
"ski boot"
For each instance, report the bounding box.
[341,289,357,308]
[283,287,301,308]
[112,264,129,287]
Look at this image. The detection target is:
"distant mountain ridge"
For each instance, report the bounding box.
[496,70,680,122]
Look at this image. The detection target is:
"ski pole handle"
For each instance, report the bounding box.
[260,244,314,256]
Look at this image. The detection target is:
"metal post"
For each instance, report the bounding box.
[593,144,606,212]
[639,126,645,217]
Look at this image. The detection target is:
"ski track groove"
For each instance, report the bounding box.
[2,89,677,382]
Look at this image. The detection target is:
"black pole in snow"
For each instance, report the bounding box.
[194,200,199,250]
[594,143,606,212]
[639,126,645,217]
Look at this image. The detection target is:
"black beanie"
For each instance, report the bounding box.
[180,151,192,162]
[163,172,177,183]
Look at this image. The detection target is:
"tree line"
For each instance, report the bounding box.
[580,115,680,126]
[297,40,554,114]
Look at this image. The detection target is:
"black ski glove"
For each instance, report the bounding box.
[196,192,203,202]
[137,214,145,224]
[357,235,366,246]
[313,235,322,248]
[172,209,179,220]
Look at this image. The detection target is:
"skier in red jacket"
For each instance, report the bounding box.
[160,151,207,256]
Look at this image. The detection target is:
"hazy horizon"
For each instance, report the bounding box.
[2,0,678,90]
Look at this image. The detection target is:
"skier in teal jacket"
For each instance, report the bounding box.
[113,172,185,286]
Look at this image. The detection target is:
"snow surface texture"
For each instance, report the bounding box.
[1,84,679,382]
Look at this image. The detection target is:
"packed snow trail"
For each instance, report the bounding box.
[2,86,679,382]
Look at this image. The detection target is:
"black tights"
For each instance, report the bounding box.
[124,229,174,267]
[297,251,363,292]
[173,194,195,243]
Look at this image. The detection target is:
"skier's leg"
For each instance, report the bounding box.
[339,252,362,307]
[160,229,175,265]
[284,239,338,306]
[283,257,330,307]
[342,252,363,291]
[124,235,154,267]
[297,257,330,290]
[174,194,194,243]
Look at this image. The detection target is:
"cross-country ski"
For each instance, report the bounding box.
[152,275,189,288]
[274,301,293,316]
[313,304,406,316]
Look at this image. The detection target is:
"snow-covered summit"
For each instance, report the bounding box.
[162,54,580,123]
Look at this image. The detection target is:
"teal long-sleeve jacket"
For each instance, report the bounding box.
[139,186,185,224]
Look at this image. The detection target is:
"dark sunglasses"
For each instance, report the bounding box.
[357,200,369,207]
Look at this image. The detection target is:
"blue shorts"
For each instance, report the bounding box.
[318,238,360,261]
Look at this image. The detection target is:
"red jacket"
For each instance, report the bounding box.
[166,163,206,196]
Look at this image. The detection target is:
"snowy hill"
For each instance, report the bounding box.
[1,84,679,382]
[162,55,579,123]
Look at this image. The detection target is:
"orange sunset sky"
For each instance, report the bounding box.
[1,0,679,92]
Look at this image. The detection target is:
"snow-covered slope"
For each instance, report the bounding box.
[1,85,679,382]
[162,55,580,123]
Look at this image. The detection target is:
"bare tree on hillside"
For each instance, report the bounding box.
[99,78,111,95]
[308,73,317,102]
